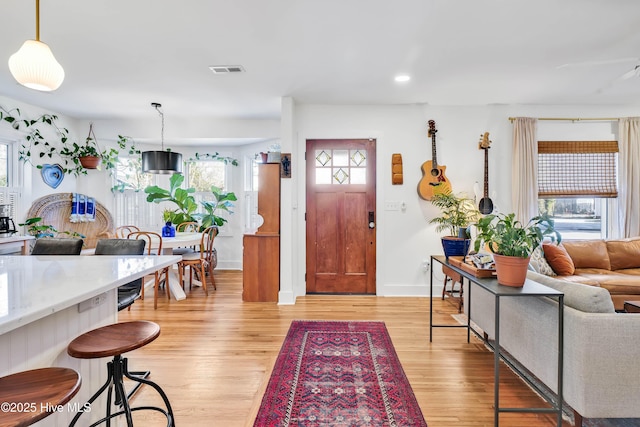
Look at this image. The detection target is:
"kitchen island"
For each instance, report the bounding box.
[0,254,180,426]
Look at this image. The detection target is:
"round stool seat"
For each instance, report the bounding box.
[68,320,160,359]
[0,367,81,426]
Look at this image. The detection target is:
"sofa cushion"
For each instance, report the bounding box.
[543,243,575,275]
[595,275,640,295]
[529,246,556,276]
[556,273,602,287]
[606,237,640,270]
[562,240,611,270]
[527,271,615,313]
[615,268,640,276]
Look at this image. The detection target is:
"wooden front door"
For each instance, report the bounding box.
[306,139,376,294]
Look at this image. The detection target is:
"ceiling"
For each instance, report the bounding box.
[1,0,640,128]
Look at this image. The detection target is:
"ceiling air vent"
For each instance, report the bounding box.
[209,65,245,74]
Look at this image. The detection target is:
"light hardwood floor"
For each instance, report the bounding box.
[118,270,571,426]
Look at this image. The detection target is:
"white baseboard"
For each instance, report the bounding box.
[376,283,442,297]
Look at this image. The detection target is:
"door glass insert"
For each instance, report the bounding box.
[351,150,366,167]
[333,150,349,166]
[333,168,349,184]
[315,150,331,167]
[315,168,332,184]
[314,148,367,185]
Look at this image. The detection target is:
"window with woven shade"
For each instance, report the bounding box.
[538,141,618,198]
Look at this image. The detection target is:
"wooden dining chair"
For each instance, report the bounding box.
[127,231,170,309]
[115,225,140,238]
[176,221,199,232]
[177,226,217,294]
[202,226,218,290]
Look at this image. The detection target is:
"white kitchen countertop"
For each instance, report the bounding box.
[0,254,180,334]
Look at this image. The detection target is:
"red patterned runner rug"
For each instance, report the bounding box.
[254,320,427,426]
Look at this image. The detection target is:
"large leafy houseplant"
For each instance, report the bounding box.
[195,186,237,229]
[145,174,238,230]
[473,212,560,258]
[473,212,561,286]
[144,174,198,226]
[429,192,480,238]
[429,192,480,259]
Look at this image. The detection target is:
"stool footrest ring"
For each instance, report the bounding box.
[69,355,174,427]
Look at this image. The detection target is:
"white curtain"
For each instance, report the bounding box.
[511,117,538,223]
[618,117,640,237]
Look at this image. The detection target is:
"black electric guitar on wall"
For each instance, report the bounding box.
[418,120,451,200]
[478,132,494,214]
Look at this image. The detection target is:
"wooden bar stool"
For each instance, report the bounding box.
[442,264,464,313]
[67,321,174,426]
[0,367,81,426]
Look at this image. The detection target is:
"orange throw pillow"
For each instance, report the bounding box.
[542,243,575,275]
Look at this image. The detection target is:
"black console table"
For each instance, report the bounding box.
[430,255,564,427]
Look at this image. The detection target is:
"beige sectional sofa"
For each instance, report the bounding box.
[532,237,640,311]
[465,270,640,426]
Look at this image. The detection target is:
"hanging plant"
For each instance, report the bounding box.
[1,105,139,176]
[76,123,102,169]
[186,152,239,165]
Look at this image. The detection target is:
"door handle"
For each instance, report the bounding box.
[368,211,375,229]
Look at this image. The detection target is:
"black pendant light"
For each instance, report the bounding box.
[141,102,183,174]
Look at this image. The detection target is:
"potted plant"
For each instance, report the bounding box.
[19,217,85,240]
[74,123,103,169]
[473,212,561,286]
[144,173,199,228]
[195,185,237,229]
[0,106,141,176]
[429,192,480,259]
[19,217,58,239]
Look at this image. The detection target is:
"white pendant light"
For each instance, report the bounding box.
[141,103,183,174]
[8,0,64,92]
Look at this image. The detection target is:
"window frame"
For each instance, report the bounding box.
[537,140,619,240]
[186,159,234,236]
[0,139,22,224]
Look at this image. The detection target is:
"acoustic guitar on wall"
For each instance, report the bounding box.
[418,120,451,200]
[478,132,494,214]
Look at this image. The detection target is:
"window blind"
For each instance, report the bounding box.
[538,141,618,198]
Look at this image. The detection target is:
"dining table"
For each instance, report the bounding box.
[82,231,204,300]
[159,231,202,255]
[0,253,180,426]
[148,231,203,300]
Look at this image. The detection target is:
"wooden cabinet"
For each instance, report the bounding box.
[255,162,280,235]
[242,235,279,302]
[242,163,280,302]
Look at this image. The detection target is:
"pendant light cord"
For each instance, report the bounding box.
[152,102,164,151]
[35,0,40,41]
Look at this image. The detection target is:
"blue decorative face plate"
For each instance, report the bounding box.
[41,164,65,188]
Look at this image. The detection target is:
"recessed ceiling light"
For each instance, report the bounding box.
[394,75,411,82]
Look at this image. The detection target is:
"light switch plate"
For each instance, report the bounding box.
[384,201,400,211]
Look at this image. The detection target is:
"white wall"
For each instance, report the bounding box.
[287,103,640,300]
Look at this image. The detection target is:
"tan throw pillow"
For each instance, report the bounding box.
[530,246,557,276]
[543,243,576,275]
